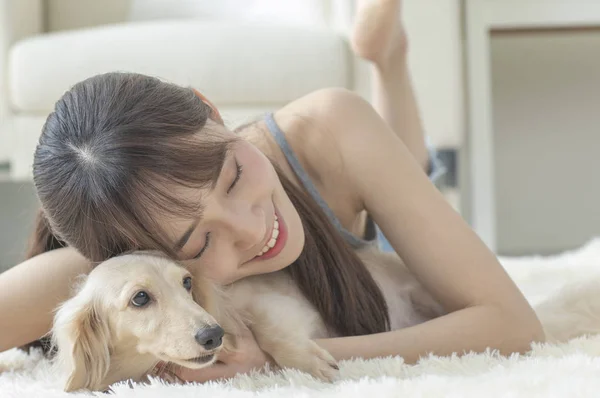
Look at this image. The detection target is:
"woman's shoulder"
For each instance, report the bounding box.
[272,88,372,209]
[239,88,371,159]
[274,88,372,139]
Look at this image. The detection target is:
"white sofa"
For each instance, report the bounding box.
[0,0,368,179]
[0,0,463,181]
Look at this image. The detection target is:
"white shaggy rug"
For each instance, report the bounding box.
[4,238,600,398]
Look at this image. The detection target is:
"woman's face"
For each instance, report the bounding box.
[165,128,305,285]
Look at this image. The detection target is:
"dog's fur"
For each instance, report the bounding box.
[533,275,600,344]
[51,248,445,392]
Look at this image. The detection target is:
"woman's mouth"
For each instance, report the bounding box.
[254,208,287,260]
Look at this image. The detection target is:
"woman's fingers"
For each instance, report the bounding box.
[169,327,272,383]
[175,362,234,383]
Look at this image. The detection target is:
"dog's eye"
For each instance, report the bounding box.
[183,276,192,292]
[131,291,151,307]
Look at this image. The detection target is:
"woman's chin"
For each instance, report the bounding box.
[275,207,304,268]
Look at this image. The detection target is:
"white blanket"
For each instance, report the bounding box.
[3,238,600,398]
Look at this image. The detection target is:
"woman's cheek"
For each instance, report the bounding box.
[244,145,274,184]
[199,261,225,283]
[201,252,242,284]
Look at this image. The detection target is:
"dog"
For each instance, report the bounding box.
[533,274,600,344]
[51,248,444,392]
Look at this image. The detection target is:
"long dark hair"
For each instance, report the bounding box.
[30,72,390,337]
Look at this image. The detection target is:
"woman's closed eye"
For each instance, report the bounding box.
[227,159,243,194]
[193,232,211,259]
[192,159,242,260]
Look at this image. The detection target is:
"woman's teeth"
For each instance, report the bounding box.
[258,215,279,256]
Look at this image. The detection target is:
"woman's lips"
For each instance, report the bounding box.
[254,207,287,261]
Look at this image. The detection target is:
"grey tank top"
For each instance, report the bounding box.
[264,113,378,249]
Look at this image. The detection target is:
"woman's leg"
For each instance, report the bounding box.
[351,0,429,171]
[352,1,441,252]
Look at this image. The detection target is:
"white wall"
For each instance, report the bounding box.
[491,29,600,255]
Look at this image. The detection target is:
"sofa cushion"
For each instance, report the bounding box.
[9,20,350,112]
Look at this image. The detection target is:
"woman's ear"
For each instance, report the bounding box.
[192,88,224,125]
[52,290,111,392]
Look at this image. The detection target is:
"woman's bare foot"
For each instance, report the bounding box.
[351,0,407,71]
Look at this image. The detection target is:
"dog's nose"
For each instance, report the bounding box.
[195,325,224,350]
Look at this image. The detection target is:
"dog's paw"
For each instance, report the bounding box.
[261,338,339,382]
[303,341,339,382]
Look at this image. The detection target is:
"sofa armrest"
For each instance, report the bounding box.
[0,0,44,44]
[0,0,43,163]
[0,0,44,91]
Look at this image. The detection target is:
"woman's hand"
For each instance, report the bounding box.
[169,327,271,383]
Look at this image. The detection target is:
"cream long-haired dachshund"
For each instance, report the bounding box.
[51,248,445,392]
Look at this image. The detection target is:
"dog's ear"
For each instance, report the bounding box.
[52,292,111,392]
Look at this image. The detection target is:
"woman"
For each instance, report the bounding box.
[0,0,543,383]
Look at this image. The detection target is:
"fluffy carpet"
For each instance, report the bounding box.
[3,238,600,398]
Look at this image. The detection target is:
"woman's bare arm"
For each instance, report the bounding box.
[304,88,544,363]
[0,247,90,353]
